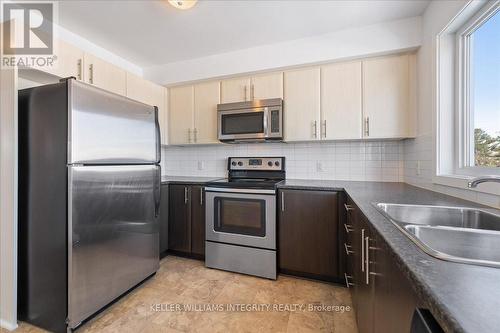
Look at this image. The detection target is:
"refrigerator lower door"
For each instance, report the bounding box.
[67,165,160,329]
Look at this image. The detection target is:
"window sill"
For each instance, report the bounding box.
[433,174,500,196]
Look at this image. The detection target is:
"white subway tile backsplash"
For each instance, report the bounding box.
[162,140,405,182]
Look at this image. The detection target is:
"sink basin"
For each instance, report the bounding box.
[375,203,500,268]
[376,203,500,232]
[404,225,500,268]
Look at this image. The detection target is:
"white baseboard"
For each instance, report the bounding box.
[0,319,18,331]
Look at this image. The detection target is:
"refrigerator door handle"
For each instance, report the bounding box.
[154,166,161,218]
[154,106,161,163]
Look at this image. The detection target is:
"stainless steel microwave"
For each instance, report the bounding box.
[217,98,283,142]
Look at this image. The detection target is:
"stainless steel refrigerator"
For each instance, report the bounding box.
[18,78,161,332]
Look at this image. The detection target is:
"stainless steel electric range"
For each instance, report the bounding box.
[204,157,285,279]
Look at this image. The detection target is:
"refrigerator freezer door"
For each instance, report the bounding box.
[68,80,160,164]
[67,165,160,329]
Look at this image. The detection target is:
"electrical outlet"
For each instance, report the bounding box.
[416,161,421,176]
[198,161,205,170]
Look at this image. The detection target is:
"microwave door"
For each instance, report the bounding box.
[218,109,267,141]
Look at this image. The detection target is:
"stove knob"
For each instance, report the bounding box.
[231,161,236,166]
[268,161,273,167]
[237,161,243,166]
[275,161,280,167]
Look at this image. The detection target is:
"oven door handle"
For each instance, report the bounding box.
[205,187,276,195]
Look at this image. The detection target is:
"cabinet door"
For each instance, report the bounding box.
[321,61,362,140]
[126,72,152,104]
[190,186,205,257]
[373,234,417,333]
[194,81,220,144]
[84,53,126,96]
[250,72,283,100]
[169,85,194,145]
[159,184,169,254]
[354,216,374,333]
[168,185,191,253]
[161,88,169,145]
[150,84,167,145]
[221,76,250,103]
[283,67,321,141]
[363,54,410,138]
[278,189,339,280]
[49,40,85,81]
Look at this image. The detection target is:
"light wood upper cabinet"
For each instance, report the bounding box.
[194,81,220,144]
[169,85,194,145]
[321,61,362,140]
[126,73,168,145]
[126,72,152,104]
[250,72,283,100]
[362,54,411,139]
[284,67,321,142]
[47,40,85,81]
[221,77,250,103]
[84,53,126,96]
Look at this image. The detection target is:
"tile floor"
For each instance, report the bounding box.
[8,256,358,333]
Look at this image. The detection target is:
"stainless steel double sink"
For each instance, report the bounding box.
[375,203,500,268]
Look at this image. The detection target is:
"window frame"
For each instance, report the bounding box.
[455,2,500,176]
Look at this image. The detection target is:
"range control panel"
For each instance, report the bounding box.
[228,157,285,171]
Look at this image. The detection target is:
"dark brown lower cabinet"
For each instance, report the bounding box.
[278,189,340,281]
[190,185,205,257]
[159,184,169,255]
[344,196,418,333]
[168,184,205,259]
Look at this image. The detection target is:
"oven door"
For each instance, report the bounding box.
[205,187,276,250]
[218,109,267,141]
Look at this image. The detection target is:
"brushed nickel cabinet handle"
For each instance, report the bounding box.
[77,59,82,80]
[365,117,370,136]
[361,229,365,272]
[200,187,203,206]
[365,236,370,284]
[344,203,354,211]
[89,64,94,84]
[344,243,354,255]
[313,121,318,138]
[251,84,255,100]
[322,120,327,138]
[193,128,198,143]
[184,187,188,204]
[281,192,285,212]
[344,224,354,233]
[344,273,355,288]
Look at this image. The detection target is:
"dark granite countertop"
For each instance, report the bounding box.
[277,179,500,333]
[161,176,222,185]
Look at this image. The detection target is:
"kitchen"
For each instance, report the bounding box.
[1,1,499,333]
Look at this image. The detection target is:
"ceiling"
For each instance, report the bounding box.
[58,0,430,68]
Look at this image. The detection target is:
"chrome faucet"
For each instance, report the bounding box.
[468,176,500,188]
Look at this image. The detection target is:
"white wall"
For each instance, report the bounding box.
[145,16,422,86]
[0,66,18,330]
[162,140,405,182]
[403,0,500,208]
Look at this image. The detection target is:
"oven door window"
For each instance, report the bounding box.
[214,197,266,237]
[221,112,264,135]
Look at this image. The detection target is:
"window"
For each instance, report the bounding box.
[459,4,500,170]
[435,1,499,194]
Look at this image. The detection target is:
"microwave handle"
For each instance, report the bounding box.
[263,107,269,136]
